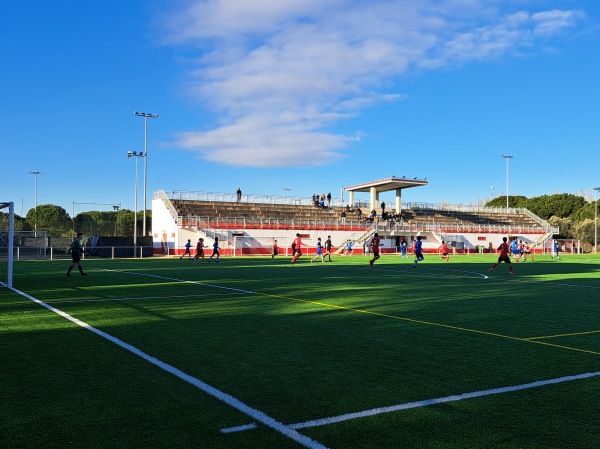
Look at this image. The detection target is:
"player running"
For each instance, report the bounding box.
[193,238,207,263]
[400,239,409,260]
[510,238,520,262]
[311,237,325,263]
[413,235,424,268]
[369,233,381,269]
[551,240,561,259]
[438,240,449,263]
[66,232,87,277]
[341,239,353,256]
[523,242,534,261]
[324,235,333,261]
[489,237,515,275]
[291,233,305,264]
[207,237,221,263]
[181,239,192,260]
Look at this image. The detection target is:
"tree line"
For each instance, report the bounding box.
[486,192,599,252]
[0,204,151,239]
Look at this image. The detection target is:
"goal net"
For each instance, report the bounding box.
[0,202,14,288]
[232,236,289,257]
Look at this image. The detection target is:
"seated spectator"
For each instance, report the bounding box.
[356,208,362,220]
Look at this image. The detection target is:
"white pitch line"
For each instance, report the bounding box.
[369,265,489,280]
[48,291,248,304]
[9,285,329,449]
[98,268,257,295]
[222,370,600,434]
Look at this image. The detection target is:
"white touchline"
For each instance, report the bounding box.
[222,370,600,434]
[10,286,329,449]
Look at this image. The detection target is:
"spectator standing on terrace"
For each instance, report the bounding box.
[327,192,332,207]
[369,233,381,269]
[413,236,424,268]
[489,236,515,274]
[272,239,279,259]
[321,193,326,204]
[311,237,325,263]
[181,239,192,260]
[324,235,333,261]
[236,188,242,202]
[356,208,362,220]
[193,238,207,263]
[291,233,305,264]
[341,210,346,223]
[381,201,386,216]
[208,237,221,263]
[66,232,87,277]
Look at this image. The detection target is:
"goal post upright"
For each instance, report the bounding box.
[1,201,14,288]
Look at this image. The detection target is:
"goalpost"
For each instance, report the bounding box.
[232,236,289,257]
[0,202,15,288]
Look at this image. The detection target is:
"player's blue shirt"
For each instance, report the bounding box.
[415,240,423,253]
[554,241,559,252]
[511,240,519,254]
[346,241,353,250]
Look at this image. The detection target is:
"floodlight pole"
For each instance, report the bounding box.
[128,151,144,257]
[134,112,158,237]
[594,187,600,254]
[501,155,513,209]
[29,171,43,234]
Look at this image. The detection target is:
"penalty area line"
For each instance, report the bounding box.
[9,285,329,449]
[222,370,600,434]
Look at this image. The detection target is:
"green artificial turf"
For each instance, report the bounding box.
[1,254,599,448]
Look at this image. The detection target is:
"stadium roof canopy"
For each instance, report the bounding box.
[344,176,428,213]
[344,177,427,194]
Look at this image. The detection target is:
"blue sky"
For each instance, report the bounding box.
[2,0,599,217]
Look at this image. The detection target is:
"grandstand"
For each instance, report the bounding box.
[151,186,560,257]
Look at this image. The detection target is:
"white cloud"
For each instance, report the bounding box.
[162,0,584,167]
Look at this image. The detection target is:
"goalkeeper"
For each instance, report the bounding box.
[66,232,88,277]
